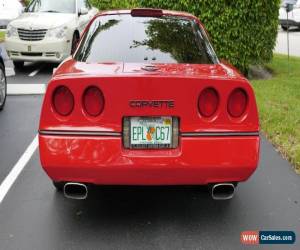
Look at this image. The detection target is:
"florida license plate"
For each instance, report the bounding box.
[129,117,173,149]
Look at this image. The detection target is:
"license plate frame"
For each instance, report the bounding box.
[123,117,179,149]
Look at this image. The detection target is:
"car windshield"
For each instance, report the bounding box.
[26,0,76,14]
[75,14,218,64]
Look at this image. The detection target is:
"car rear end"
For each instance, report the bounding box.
[39,9,260,198]
[39,74,259,185]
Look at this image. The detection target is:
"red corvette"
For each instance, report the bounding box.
[39,9,260,200]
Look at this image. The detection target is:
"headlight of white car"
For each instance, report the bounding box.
[46,26,68,39]
[6,24,18,38]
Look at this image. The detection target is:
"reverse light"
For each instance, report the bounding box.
[198,88,219,118]
[52,86,74,116]
[83,86,105,117]
[227,88,248,118]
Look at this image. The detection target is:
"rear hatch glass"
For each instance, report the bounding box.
[75,14,217,64]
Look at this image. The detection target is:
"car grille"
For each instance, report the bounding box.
[18,28,47,41]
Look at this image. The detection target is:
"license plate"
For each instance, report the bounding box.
[123,117,178,149]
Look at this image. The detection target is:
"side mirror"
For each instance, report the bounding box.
[79,7,88,16]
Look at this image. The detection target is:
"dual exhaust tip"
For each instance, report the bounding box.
[63,182,235,200]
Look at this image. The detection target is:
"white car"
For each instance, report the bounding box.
[279,0,300,30]
[0,0,23,30]
[5,0,98,67]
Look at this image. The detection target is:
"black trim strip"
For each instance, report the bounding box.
[39,130,259,138]
[39,130,121,137]
[181,132,259,137]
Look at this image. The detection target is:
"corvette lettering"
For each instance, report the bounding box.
[129,100,175,108]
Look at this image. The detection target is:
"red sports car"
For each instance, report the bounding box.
[39,9,260,200]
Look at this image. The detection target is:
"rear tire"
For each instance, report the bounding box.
[0,62,6,111]
[13,61,24,69]
[281,25,288,31]
[52,181,65,192]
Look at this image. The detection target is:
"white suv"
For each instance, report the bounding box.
[5,0,98,67]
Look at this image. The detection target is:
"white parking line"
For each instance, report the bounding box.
[0,135,38,204]
[7,84,46,95]
[29,66,43,77]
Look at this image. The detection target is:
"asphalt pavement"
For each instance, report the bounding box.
[0,31,299,249]
[0,95,42,183]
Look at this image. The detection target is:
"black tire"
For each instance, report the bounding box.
[0,62,7,111]
[13,61,24,69]
[281,25,288,31]
[52,181,65,192]
[71,33,80,55]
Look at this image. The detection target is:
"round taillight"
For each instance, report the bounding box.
[83,86,105,117]
[198,88,219,117]
[228,88,248,118]
[52,86,74,116]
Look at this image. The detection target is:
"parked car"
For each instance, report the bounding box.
[279,0,300,30]
[39,9,260,201]
[0,52,6,111]
[5,0,98,68]
[0,0,23,30]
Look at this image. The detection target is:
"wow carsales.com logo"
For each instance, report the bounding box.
[241,231,296,245]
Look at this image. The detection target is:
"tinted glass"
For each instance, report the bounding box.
[75,15,216,64]
[26,0,76,14]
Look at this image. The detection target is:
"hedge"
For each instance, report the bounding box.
[90,0,280,74]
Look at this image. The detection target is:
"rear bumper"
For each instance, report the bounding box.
[39,134,260,185]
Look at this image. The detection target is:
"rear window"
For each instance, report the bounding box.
[75,14,218,64]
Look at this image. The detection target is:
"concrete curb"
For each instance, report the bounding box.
[7,84,46,95]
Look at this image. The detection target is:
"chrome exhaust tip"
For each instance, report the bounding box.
[211,183,235,200]
[63,183,88,200]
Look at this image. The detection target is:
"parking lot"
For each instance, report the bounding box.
[0,30,299,250]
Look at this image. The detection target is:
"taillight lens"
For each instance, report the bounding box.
[228,88,248,118]
[52,86,74,116]
[198,88,219,117]
[83,86,105,117]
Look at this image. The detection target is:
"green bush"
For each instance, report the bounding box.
[94,0,281,74]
